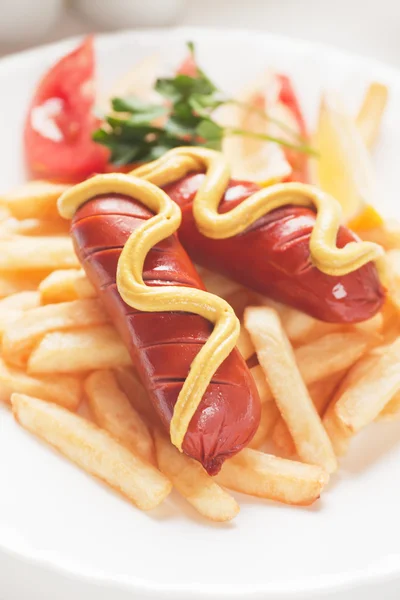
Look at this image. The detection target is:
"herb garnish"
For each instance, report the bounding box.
[94,43,317,166]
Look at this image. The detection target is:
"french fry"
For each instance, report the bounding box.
[0,236,79,271]
[114,367,158,424]
[215,448,329,506]
[247,401,279,449]
[260,298,339,345]
[249,364,273,403]
[385,249,400,311]
[273,372,346,457]
[0,291,40,337]
[358,220,400,251]
[294,331,375,386]
[225,288,260,319]
[322,402,352,457]
[0,180,69,220]
[11,393,171,510]
[39,269,96,304]
[154,430,239,522]
[0,271,48,297]
[356,82,388,149]
[3,299,109,366]
[197,267,241,299]
[28,326,131,374]
[237,324,255,361]
[245,306,337,473]
[85,371,155,465]
[378,389,400,421]
[333,337,400,433]
[0,358,81,410]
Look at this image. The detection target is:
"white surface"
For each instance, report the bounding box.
[1,28,400,600]
[1,1,400,68]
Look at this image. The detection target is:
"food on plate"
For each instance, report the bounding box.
[11,393,172,510]
[24,37,109,181]
[135,147,385,323]
[58,174,261,475]
[0,37,397,522]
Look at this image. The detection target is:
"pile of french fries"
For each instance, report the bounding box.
[1,79,399,523]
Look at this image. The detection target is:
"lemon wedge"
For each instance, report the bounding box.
[313,93,383,229]
[215,70,292,185]
[356,82,388,150]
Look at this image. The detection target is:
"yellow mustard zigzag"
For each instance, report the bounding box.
[58,173,240,451]
[133,146,384,277]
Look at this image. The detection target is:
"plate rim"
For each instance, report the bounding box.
[1,25,400,600]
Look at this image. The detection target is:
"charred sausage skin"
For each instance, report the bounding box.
[164,174,385,323]
[71,193,261,475]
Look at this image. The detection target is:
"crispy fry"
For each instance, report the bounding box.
[294,331,375,386]
[378,389,400,421]
[0,236,79,271]
[245,306,337,473]
[237,323,255,361]
[225,288,260,319]
[154,430,239,522]
[273,372,346,457]
[0,358,81,410]
[0,217,70,237]
[215,448,329,506]
[85,371,155,465]
[0,271,48,297]
[333,338,400,433]
[247,401,279,449]
[260,298,339,345]
[249,364,273,403]
[3,299,109,366]
[12,393,171,510]
[28,326,131,374]
[356,82,388,149]
[0,180,69,220]
[322,401,352,457]
[0,291,40,337]
[114,367,158,423]
[39,269,96,304]
[197,267,241,299]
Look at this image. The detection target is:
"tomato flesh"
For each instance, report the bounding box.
[24,36,109,182]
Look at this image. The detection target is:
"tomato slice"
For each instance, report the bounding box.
[277,74,310,183]
[24,36,109,182]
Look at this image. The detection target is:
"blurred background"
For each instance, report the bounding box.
[1,0,399,66]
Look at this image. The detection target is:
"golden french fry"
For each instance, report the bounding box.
[358,220,400,251]
[322,401,352,457]
[247,401,279,449]
[245,306,337,473]
[0,180,69,220]
[154,430,239,522]
[0,271,48,297]
[356,82,388,149]
[294,331,375,386]
[333,338,400,433]
[249,364,273,403]
[0,236,79,271]
[197,267,241,299]
[85,370,155,465]
[0,291,40,338]
[260,297,339,345]
[215,448,329,506]
[114,367,158,423]
[225,289,260,319]
[378,389,400,421]
[273,371,346,457]
[3,299,109,366]
[353,311,383,335]
[12,393,171,510]
[39,269,96,304]
[28,326,131,374]
[0,358,81,410]
[237,323,255,361]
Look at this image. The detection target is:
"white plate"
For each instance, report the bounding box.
[1,27,400,600]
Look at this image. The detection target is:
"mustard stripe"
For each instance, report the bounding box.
[57,174,240,451]
[132,147,384,276]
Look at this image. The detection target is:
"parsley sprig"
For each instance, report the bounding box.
[93,43,317,166]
